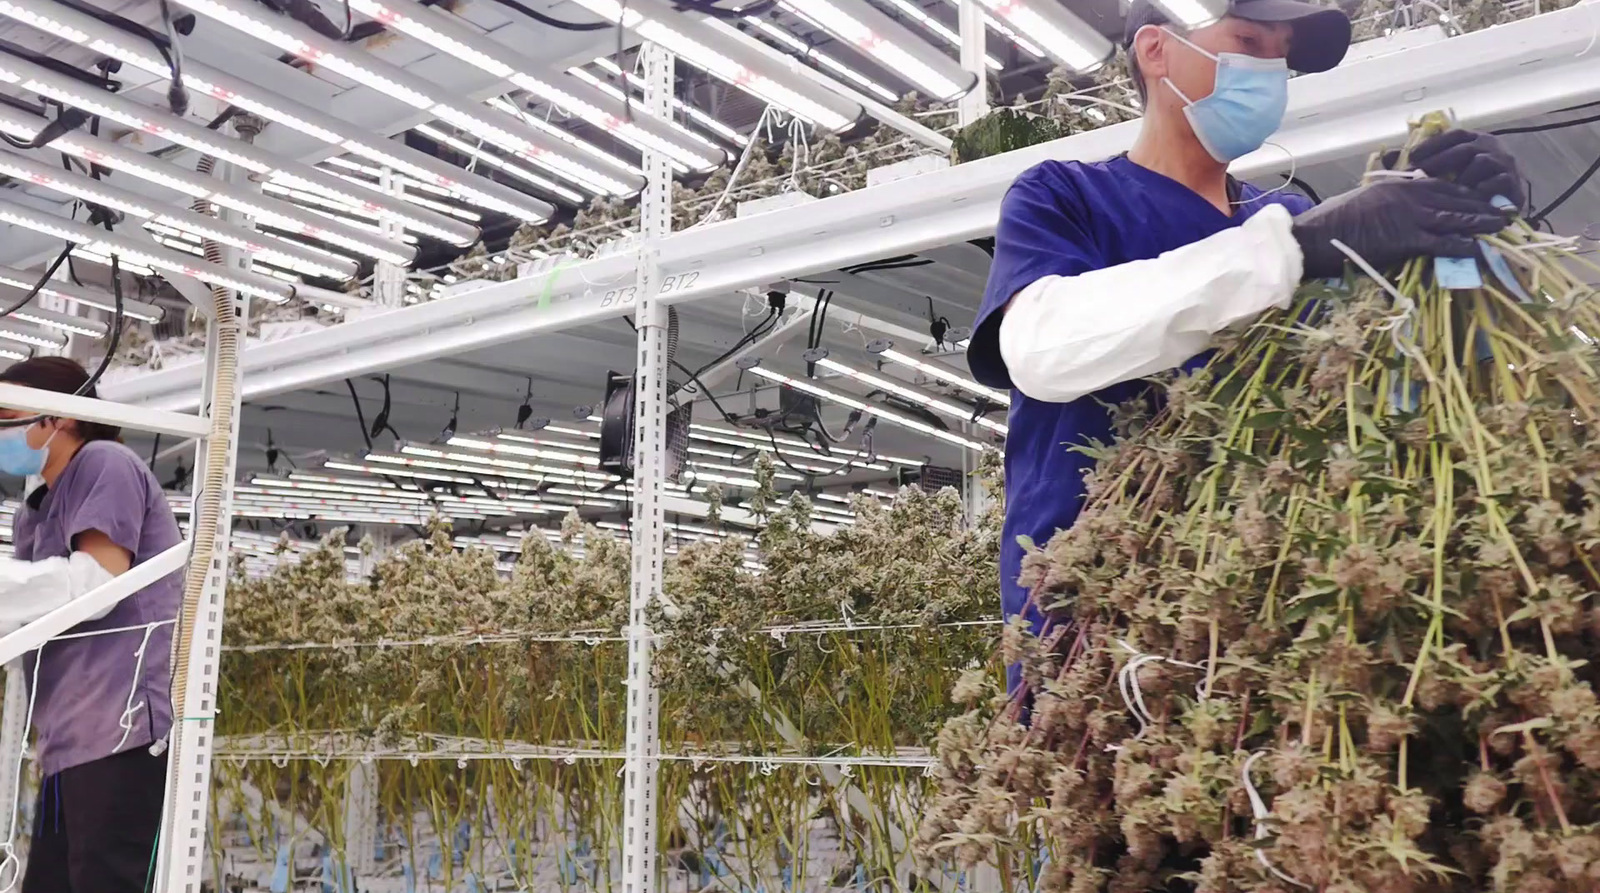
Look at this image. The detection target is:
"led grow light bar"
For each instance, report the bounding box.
[0,149,358,281]
[876,0,1003,70]
[0,107,413,266]
[564,0,859,129]
[578,61,748,148]
[974,0,1114,71]
[816,357,1007,435]
[5,304,106,340]
[448,436,599,467]
[324,171,480,222]
[484,97,647,176]
[684,423,923,467]
[778,0,973,100]
[70,249,155,276]
[875,347,1010,406]
[741,16,900,102]
[396,445,615,483]
[148,229,322,295]
[0,320,64,351]
[0,265,162,323]
[174,0,642,196]
[749,366,989,451]
[346,0,724,172]
[0,198,294,303]
[0,53,477,247]
[414,126,585,206]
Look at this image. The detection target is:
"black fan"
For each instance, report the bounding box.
[598,309,692,481]
[898,464,961,494]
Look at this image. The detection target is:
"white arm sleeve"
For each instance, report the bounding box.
[998,203,1304,404]
[0,553,118,635]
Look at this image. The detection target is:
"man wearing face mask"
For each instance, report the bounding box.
[970,0,1525,695]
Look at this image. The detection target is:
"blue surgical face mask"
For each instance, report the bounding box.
[1160,28,1290,162]
[0,425,53,478]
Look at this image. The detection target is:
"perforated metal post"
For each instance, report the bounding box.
[0,666,26,841]
[342,761,379,876]
[622,39,675,893]
[155,128,252,892]
[959,0,990,125]
[374,168,407,308]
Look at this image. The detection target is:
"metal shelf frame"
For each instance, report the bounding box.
[44,7,1600,888]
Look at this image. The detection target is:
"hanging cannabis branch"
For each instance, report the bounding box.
[919,113,1600,893]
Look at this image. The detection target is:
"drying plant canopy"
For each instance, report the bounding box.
[214,462,1004,890]
[919,114,1600,893]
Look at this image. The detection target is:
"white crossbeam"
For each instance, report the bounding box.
[0,541,190,666]
[0,384,209,438]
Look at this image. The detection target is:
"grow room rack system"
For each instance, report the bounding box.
[0,1,1595,889]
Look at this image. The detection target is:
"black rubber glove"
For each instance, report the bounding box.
[1382,129,1526,210]
[1291,178,1507,279]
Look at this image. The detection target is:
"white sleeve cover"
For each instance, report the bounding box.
[0,553,118,635]
[998,203,1304,404]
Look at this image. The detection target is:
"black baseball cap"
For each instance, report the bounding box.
[1123,0,1353,73]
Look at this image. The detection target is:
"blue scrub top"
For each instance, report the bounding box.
[968,155,1312,690]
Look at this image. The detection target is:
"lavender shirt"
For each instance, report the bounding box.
[12,440,182,776]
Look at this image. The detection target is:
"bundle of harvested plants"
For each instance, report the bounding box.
[918,113,1600,893]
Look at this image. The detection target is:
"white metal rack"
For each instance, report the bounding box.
[10,5,1596,889]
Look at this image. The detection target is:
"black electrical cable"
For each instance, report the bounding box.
[344,378,374,450]
[0,245,73,322]
[1492,111,1600,136]
[622,317,741,422]
[1,104,92,151]
[0,40,120,90]
[156,0,190,116]
[684,308,777,382]
[1528,150,1600,228]
[486,0,611,29]
[1283,175,1322,204]
[840,256,932,275]
[764,426,815,478]
[672,0,777,17]
[0,250,126,429]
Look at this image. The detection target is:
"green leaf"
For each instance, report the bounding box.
[1242,410,1293,429]
[1015,535,1038,553]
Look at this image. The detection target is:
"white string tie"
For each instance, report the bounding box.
[114,623,161,753]
[1242,751,1310,888]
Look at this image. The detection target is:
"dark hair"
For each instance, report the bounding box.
[1128,50,1149,105]
[0,356,122,442]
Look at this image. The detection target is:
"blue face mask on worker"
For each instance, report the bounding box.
[1159,27,1290,163]
[0,424,55,477]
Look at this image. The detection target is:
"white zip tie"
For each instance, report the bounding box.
[1242,751,1310,889]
